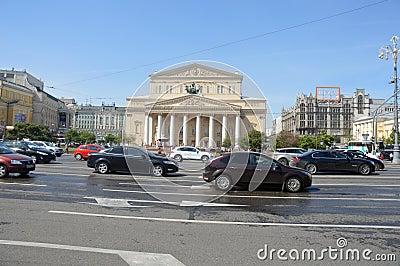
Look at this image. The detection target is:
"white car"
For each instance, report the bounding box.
[169,146,213,162]
[31,141,64,157]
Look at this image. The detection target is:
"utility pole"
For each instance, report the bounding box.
[379,36,399,164]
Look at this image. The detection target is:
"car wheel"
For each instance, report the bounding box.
[285,177,302,193]
[174,155,182,162]
[215,175,232,191]
[278,158,289,166]
[201,155,209,162]
[152,164,165,177]
[305,163,317,174]
[96,162,109,174]
[0,164,9,178]
[75,154,82,160]
[359,164,371,175]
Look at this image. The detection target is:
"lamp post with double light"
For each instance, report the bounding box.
[379,36,399,164]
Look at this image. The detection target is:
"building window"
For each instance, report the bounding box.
[217,86,221,94]
[206,86,210,93]
[358,95,364,114]
[159,85,162,93]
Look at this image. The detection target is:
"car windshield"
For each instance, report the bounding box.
[0,145,15,154]
[44,141,55,147]
[26,142,41,149]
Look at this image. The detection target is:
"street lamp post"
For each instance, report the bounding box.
[380,36,399,164]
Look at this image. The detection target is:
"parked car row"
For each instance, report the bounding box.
[1,140,56,164]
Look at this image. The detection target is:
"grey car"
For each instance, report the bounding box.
[272,147,307,166]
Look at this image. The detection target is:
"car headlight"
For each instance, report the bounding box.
[37,151,48,155]
[10,160,23,165]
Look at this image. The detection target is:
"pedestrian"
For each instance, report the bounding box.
[65,143,69,154]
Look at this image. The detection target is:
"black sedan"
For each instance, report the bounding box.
[203,151,312,192]
[87,146,179,176]
[291,150,375,175]
[2,140,56,164]
[344,150,385,171]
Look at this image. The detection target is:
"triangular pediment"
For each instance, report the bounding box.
[145,94,241,112]
[150,63,242,79]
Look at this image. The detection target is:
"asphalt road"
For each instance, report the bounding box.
[0,155,399,265]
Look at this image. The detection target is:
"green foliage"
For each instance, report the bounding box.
[222,136,231,148]
[104,134,117,145]
[298,135,315,149]
[275,131,299,149]
[79,131,96,144]
[6,123,54,141]
[65,129,80,143]
[239,130,266,151]
[386,131,395,145]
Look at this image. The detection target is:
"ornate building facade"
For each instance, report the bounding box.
[280,88,385,144]
[72,103,126,141]
[125,63,266,148]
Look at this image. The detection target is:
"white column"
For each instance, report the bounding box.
[170,114,175,146]
[222,115,227,143]
[183,114,188,146]
[148,116,153,145]
[144,114,149,145]
[235,115,241,149]
[196,114,201,147]
[209,115,214,148]
[157,114,163,141]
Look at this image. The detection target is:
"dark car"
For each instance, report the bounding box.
[0,144,35,178]
[379,150,394,161]
[2,140,56,164]
[344,150,385,171]
[203,151,312,192]
[86,146,179,177]
[291,150,375,175]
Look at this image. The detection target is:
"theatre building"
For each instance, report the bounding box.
[125,63,266,149]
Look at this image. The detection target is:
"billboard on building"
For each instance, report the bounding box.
[316,86,340,102]
[14,113,27,124]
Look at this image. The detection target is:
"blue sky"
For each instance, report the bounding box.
[2,0,399,118]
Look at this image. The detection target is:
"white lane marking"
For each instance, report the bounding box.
[0,240,184,266]
[84,197,247,207]
[103,188,400,201]
[49,210,400,230]
[118,183,208,189]
[314,183,400,187]
[0,182,47,187]
[93,198,150,208]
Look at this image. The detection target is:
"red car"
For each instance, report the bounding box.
[74,144,104,160]
[0,144,35,178]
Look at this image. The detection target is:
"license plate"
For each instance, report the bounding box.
[26,165,34,169]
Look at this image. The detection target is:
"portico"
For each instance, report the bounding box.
[142,94,242,148]
[124,62,266,149]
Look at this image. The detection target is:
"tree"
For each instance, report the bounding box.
[222,136,232,149]
[275,131,299,149]
[65,129,80,144]
[386,131,395,145]
[104,134,117,145]
[6,123,54,141]
[79,131,96,144]
[298,135,315,149]
[239,130,266,151]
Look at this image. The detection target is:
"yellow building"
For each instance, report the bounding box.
[0,79,34,127]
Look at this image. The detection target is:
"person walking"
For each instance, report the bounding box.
[65,143,69,154]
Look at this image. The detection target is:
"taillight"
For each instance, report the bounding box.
[293,157,300,163]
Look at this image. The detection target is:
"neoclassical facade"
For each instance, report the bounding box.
[125,63,266,148]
